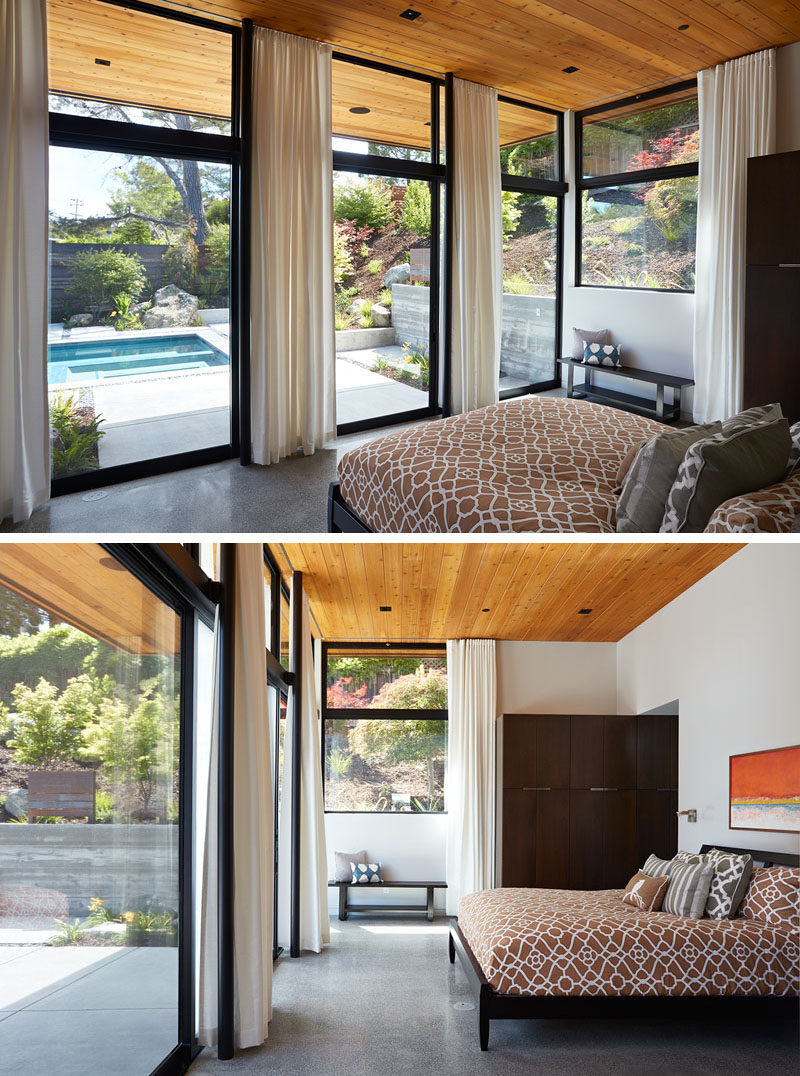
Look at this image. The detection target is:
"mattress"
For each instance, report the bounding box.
[458,887,799,998]
[337,395,663,532]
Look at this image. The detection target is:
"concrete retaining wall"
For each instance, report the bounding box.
[335,326,395,351]
[0,823,179,917]
[391,283,429,349]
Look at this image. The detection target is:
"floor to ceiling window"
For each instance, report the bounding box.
[46,0,242,493]
[331,56,444,433]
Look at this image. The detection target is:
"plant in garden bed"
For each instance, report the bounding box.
[367,258,383,275]
[327,748,352,779]
[87,897,116,926]
[334,312,352,332]
[122,908,177,946]
[51,917,86,946]
[108,292,144,331]
[503,271,535,295]
[379,288,392,307]
[49,391,105,477]
[64,248,146,321]
[333,179,393,230]
[401,342,430,389]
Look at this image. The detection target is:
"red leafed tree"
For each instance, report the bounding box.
[326,677,371,709]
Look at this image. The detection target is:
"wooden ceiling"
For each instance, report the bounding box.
[270,542,743,644]
[0,544,180,655]
[47,0,800,124]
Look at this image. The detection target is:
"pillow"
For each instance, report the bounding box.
[351,861,382,885]
[614,439,648,494]
[786,420,800,477]
[661,860,714,918]
[642,853,674,878]
[738,865,799,929]
[583,342,622,367]
[572,326,608,361]
[672,850,708,866]
[622,870,669,911]
[703,848,753,919]
[661,417,792,533]
[721,402,783,436]
[616,423,722,533]
[334,849,367,883]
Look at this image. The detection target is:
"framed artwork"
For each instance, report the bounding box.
[729,745,800,834]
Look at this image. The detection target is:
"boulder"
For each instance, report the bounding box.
[143,285,198,329]
[384,264,410,287]
[67,313,93,328]
[347,298,370,316]
[370,303,391,328]
[4,787,28,820]
[131,300,150,315]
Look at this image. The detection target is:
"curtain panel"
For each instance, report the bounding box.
[0,0,50,522]
[250,28,336,464]
[450,78,503,415]
[693,49,776,422]
[445,638,497,916]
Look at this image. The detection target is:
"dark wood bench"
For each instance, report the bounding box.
[329,880,447,921]
[557,356,694,424]
[27,770,95,821]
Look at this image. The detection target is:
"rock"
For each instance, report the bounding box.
[143,285,198,329]
[4,787,27,820]
[370,303,391,328]
[131,301,150,315]
[384,264,410,287]
[50,426,66,455]
[347,298,370,316]
[68,313,93,328]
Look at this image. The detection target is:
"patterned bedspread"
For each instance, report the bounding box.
[458,888,799,998]
[706,471,800,533]
[337,396,663,532]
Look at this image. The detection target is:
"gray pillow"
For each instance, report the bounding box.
[661,417,792,533]
[334,848,367,883]
[616,423,722,533]
[704,849,753,919]
[642,853,674,878]
[662,860,714,918]
[786,420,800,477]
[721,402,783,436]
[572,326,608,361]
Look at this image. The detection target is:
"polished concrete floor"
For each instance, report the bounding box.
[190,918,798,1076]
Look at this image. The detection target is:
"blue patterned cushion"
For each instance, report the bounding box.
[351,861,382,884]
[583,341,622,367]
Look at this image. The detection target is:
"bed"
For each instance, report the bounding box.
[448,844,799,1050]
[329,395,800,533]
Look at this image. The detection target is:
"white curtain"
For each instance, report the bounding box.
[278,586,329,953]
[199,546,274,1051]
[693,49,776,422]
[250,28,335,464]
[0,0,50,523]
[450,78,502,415]
[445,639,496,916]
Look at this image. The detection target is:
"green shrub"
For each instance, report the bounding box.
[502,191,521,239]
[334,311,351,331]
[65,249,145,319]
[400,181,431,237]
[0,625,96,706]
[49,392,105,478]
[610,216,641,236]
[333,179,393,230]
[625,242,644,257]
[503,271,534,295]
[367,258,383,275]
[586,235,611,249]
[333,224,354,284]
[379,287,392,307]
[6,676,97,768]
[113,220,155,243]
[162,233,198,292]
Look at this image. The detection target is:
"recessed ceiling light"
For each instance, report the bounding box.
[400,8,421,20]
[379,605,392,612]
[578,608,592,615]
[424,121,431,126]
[349,106,371,114]
[94,58,111,66]
[98,556,125,571]
[678,23,690,30]
[562,65,579,74]
[481,608,490,613]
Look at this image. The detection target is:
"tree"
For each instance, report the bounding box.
[400,181,431,237]
[0,625,96,706]
[0,592,47,637]
[65,248,146,319]
[5,676,96,768]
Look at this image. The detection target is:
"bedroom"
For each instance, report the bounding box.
[0,539,797,1074]
[2,0,800,534]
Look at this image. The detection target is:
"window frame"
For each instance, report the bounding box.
[574,78,699,294]
[498,94,566,398]
[320,640,448,815]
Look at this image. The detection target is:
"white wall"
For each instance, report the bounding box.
[497,640,617,714]
[776,41,800,152]
[617,544,800,856]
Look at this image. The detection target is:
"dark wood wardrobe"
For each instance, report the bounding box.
[500,713,678,889]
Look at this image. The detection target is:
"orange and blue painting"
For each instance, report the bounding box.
[730,745,800,833]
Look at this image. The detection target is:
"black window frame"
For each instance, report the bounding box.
[47,0,250,497]
[320,640,448,815]
[575,78,699,295]
[498,95,566,399]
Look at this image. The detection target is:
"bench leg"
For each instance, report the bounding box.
[427,886,434,922]
[448,930,455,963]
[339,884,348,922]
[656,383,665,421]
[566,362,575,398]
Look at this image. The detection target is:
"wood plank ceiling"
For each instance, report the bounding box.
[270,542,744,643]
[47,0,800,125]
[0,544,180,656]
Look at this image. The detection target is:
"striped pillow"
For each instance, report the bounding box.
[662,860,714,918]
[642,853,674,878]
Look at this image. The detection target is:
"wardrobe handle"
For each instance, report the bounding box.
[522,786,551,791]
[590,787,618,791]
[778,263,800,268]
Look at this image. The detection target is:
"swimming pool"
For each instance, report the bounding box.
[47,333,229,385]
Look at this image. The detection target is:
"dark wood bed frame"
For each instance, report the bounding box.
[327,482,373,533]
[448,844,800,1051]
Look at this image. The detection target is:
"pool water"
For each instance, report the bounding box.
[48,334,229,385]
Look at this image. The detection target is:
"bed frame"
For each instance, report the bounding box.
[327,481,373,533]
[448,844,799,1051]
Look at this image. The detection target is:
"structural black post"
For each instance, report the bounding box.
[442,73,454,419]
[239,19,253,466]
[178,609,196,1054]
[218,546,236,1060]
[290,571,303,958]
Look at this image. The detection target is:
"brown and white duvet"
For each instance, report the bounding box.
[458,887,799,998]
[337,396,663,532]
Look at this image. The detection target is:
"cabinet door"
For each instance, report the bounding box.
[535,790,570,888]
[570,716,604,788]
[502,789,537,887]
[743,265,800,425]
[604,716,636,788]
[535,714,571,788]
[637,714,678,789]
[603,790,637,887]
[635,790,678,865]
[569,790,604,889]
[502,715,538,789]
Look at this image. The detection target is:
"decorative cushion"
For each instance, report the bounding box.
[661,860,714,918]
[703,848,753,920]
[661,417,792,533]
[672,850,707,866]
[616,423,722,533]
[351,861,382,885]
[622,870,669,911]
[572,326,608,361]
[720,402,783,436]
[738,865,800,930]
[613,439,648,494]
[583,342,622,367]
[642,853,674,878]
[786,420,800,477]
[334,849,367,883]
